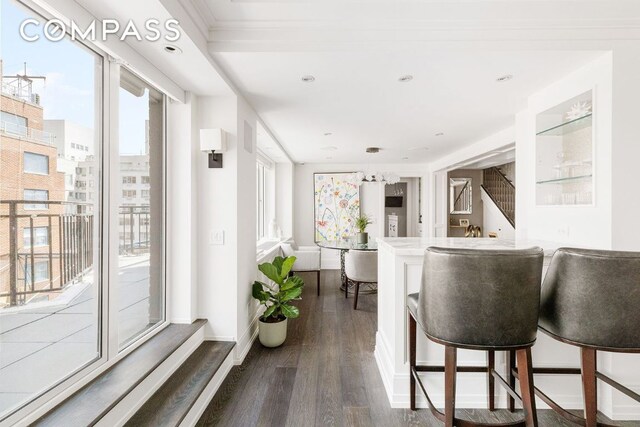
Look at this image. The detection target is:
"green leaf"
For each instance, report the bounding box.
[281,275,304,291]
[252,281,270,303]
[263,304,277,319]
[258,262,283,285]
[281,304,300,319]
[281,286,303,302]
[272,256,284,276]
[280,256,297,279]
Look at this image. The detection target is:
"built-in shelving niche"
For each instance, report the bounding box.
[536,90,594,206]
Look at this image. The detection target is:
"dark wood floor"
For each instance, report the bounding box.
[197,270,632,427]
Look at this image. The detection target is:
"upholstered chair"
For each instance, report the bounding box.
[344,250,378,310]
[280,241,321,295]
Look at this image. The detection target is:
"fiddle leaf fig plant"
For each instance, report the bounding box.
[252,256,305,322]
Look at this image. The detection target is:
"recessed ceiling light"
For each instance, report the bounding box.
[164,44,182,54]
[324,132,332,136]
[402,157,409,160]
[435,132,444,137]
[301,75,315,82]
[321,146,338,151]
[398,75,413,83]
[496,74,513,82]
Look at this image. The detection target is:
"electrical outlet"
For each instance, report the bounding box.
[210,230,225,245]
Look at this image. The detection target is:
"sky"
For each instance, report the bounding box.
[1,0,148,155]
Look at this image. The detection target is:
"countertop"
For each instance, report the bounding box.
[376,237,562,257]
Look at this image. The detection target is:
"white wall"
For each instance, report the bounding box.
[196,95,240,344]
[235,97,259,362]
[480,187,515,239]
[293,163,428,269]
[515,52,613,248]
[167,93,199,324]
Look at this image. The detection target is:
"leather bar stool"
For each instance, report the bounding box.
[408,246,544,427]
[533,248,640,427]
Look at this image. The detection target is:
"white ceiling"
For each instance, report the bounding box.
[190,0,638,163]
[212,50,602,163]
[84,0,640,164]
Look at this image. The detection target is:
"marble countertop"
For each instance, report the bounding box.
[376,237,562,256]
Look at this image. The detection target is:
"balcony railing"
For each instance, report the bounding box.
[119,205,151,255]
[0,201,152,308]
[0,120,55,146]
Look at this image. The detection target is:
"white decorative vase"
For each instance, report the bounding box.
[258,317,288,348]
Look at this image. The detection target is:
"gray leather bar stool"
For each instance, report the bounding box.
[408,247,544,427]
[532,248,640,427]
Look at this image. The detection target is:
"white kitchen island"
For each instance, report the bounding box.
[374,237,588,412]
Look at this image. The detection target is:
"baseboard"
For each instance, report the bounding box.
[234,313,260,364]
[178,350,235,426]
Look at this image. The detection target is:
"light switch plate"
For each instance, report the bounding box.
[210,230,225,245]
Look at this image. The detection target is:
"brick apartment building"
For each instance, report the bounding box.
[0,77,83,307]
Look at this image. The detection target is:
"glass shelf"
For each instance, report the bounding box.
[536,174,592,185]
[537,113,592,137]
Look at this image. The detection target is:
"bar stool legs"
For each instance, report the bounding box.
[408,311,539,427]
[488,350,495,411]
[516,348,538,427]
[409,313,417,411]
[507,350,516,412]
[581,348,598,427]
[444,346,457,427]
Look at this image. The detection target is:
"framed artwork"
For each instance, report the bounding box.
[314,172,360,242]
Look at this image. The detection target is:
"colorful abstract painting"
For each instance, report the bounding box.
[314,173,360,242]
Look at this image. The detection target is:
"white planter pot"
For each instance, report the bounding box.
[258,318,288,348]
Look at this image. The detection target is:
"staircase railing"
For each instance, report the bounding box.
[481,167,515,228]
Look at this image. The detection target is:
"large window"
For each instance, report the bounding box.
[0,0,102,419]
[23,152,49,174]
[256,162,266,240]
[23,226,49,248]
[23,189,49,210]
[0,111,27,136]
[117,68,165,349]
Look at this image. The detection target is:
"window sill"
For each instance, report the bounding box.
[256,238,284,262]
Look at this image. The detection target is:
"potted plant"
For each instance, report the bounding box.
[355,214,372,244]
[252,256,305,347]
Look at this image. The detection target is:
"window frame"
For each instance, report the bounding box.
[1,0,168,423]
[23,226,49,248]
[23,189,49,210]
[23,151,49,175]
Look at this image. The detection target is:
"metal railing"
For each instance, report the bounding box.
[118,205,151,255]
[0,201,152,307]
[0,120,55,145]
[482,167,516,227]
[0,200,93,307]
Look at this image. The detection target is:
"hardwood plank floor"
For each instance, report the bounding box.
[197,271,632,427]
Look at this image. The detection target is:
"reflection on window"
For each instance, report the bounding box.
[0,0,101,418]
[117,68,165,349]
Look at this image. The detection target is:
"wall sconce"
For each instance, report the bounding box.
[200,128,227,168]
